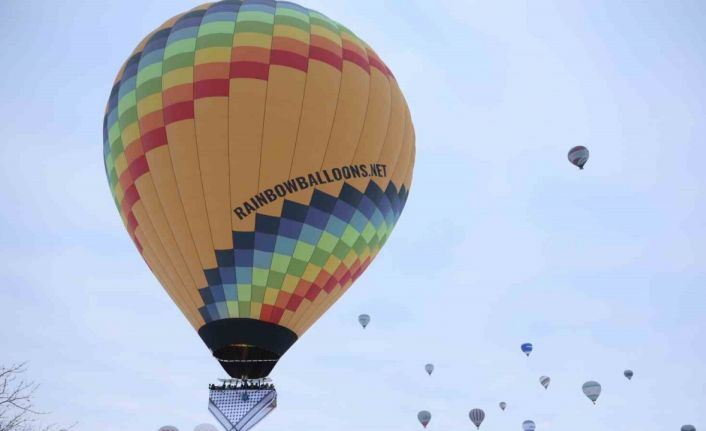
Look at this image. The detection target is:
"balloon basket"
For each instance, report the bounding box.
[208,380,277,431]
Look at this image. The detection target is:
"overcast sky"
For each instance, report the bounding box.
[1,0,705,430]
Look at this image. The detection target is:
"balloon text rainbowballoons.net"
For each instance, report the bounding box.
[103,0,415,379]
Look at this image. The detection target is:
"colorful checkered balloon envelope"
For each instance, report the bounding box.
[103,0,415,378]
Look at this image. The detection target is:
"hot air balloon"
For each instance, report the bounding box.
[194,425,219,431]
[104,1,414,430]
[159,427,179,431]
[469,409,485,429]
[425,363,434,375]
[624,369,633,380]
[539,375,550,389]
[568,146,589,169]
[359,314,371,329]
[681,426,696,431]
[499,402,507,411]
[418,411,431,428]
[522,420,536,431]
[582,381,601,404]
[521,343,533,356]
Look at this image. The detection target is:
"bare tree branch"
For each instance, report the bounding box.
[0,363,75,431]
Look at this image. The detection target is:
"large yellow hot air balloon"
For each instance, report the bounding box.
[103,0,415,379]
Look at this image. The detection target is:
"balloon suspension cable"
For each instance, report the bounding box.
[216,358,279,363]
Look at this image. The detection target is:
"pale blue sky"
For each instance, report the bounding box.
[1,1,705,430]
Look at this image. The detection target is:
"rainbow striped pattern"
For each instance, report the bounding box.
[201,181,407,323]
[103,0,414,336]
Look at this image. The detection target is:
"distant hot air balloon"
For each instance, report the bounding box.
[540,376,550,389]
[418,411,431,428]
[194,425,218,431]
[469,409,485,429]
[521,343,533,356]
[582,381,601,404]
[159,427,179,431]
[104,0,415,383]
[568,146,589,169]
[359,314,371,329]
[624,369,633,380]
[425,363,434,376]
[522,420,536,431]
[681,425,696,431]
[499,402,507,411]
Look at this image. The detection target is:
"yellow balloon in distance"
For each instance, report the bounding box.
[102,0,415,378]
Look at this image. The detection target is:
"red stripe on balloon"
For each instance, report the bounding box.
[141,127,168,152]
[270,49,308,72]
[286,294,303,311]
[270,307,284,324]
[194,79,229,99]
[309,46,342,70]
[230,61,269,80]
[163,101,194,125]
[343,48,370,73]
[122,184,140,212]
[129,155,150,180]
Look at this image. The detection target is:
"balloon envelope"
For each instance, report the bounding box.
[582,381,601,404]
[418,411,431,428]
[103,0,415,379]
[469,409,485,429]
[568,145,589,169]
[425,363,434,375]
[540,375,550,389]
[358,314,371,329]
[194,425,218,431]
[624,369,633,380]
[522,420,536,431]
[159,427,179,431]
[521,343,533,356]
[499,401,507,411]
[681,426,696,431]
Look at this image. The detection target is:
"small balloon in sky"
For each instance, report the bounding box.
[425,363,434,375]
[522,420,536,431]
[499,401,507,411]
[194,425,218,431]
[681,426,696,431]
[358,314,370,329]
[469,409,485,429]
[418,411,431,428]
[582,381,602,404]
[521,343,533,356]
[568,145,589,169]
[158,427,179,431]
[540,375,551,389]
[624,369,634,380]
